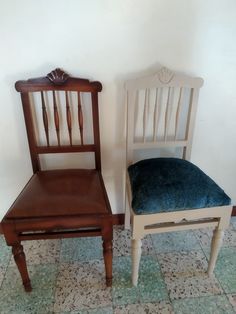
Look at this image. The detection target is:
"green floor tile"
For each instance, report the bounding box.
[112,256,139,306]
[151,230,202,253]
[0,264,57,313]
[0,236,11,266]
[62,307,113,314]
[60,237,103,262]
[138,255,168,303]
[214,247,236,293]
[172,295,235,314]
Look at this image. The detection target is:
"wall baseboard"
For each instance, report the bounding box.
[112,213,125,225]
[232,206,236,216]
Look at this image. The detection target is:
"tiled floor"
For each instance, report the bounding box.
[0,218,236,314]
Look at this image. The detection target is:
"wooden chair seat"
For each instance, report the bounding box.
[6,169,109,219]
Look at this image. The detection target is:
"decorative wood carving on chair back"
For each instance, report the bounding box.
[15,69,102,172]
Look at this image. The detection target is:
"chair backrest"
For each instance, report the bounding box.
[15,68,102,173]
[125,67,204,166]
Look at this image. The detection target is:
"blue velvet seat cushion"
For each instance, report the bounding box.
[128,158,231,215]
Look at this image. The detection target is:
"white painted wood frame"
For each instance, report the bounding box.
[124,67,233,286]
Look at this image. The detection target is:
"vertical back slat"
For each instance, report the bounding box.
[126,90,137,165]
[143,89,149,142]
[65,91,72,145]
[52,91,60,146]
[174,87,183,140]
[78,92,84,145]
[183,87,200,160]
[153,88,159,141]
[164,87,171,141]
[41,91,49,146]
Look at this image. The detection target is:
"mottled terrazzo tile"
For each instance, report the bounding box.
[0,235,11,266]
[0,288,54,314]
[231,217,236,230]
[2,263,58,291]
[61,307,113,314]
[114,301,174,314]
[164,272,223,300]
[138,255,168,303]
[194,225,236,249]
[159,251,224,302]
[172,295,235,314]
[193,228,213,248]
[60,237,103,262]
[227,294,236,311]
[9,239,61,266]
[157,250,208,275]
[211,247,236,293]
[54,260,112,312]
[112,256,139,306]
[82,307,113,314]
[0,266,6,288]
[151,230,202,253]
[113,225,154,256]
[222,228,236,247]
[0,264,57,313]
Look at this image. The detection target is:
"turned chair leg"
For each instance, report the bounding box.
[208,228,224,276]
[102,224,113,287]
[12,243,32,292]
[132,238,142,286]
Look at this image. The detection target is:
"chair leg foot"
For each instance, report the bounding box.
[207,229,224,276]
[102,237,113,287]
[132,238,142,286]
[12,244,32,292]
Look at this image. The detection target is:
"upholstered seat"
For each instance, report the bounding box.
[128,158,231,215]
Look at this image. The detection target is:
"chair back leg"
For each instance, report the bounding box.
[207,228,224,276]
[102,221,113,286]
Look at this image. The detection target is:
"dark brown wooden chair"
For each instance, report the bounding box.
[2,68,113,292]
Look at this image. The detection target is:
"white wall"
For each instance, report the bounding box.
[1,0,236,220]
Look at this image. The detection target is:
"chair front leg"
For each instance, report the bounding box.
[12,243,32,292]
[207,228,224,276]
[132,238,142,286]
[102,222,113,287]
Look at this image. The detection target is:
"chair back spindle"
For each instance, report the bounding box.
[15,68,102,172]
[125,67,204,165]
[41,91,49,147]
[77,92,84,145]
[52,91,60,146]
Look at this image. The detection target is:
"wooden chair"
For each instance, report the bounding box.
[2,68,113,292]
[124,67,232,286]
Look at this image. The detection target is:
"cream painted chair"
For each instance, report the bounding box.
[125,67,232,286]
